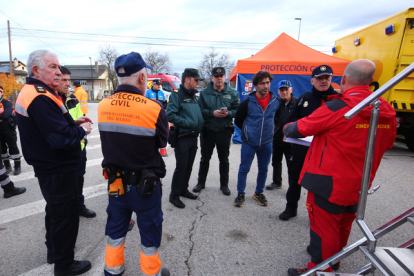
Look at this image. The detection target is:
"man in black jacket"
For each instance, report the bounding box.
[279,65,338,221]
[0,92,26,198]
[0,86,22,175]
[266,80,297,190]
[15,50,92,275]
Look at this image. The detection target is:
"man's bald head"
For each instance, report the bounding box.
[341,59,376,92]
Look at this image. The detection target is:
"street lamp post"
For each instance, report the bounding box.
[89,57,94,100]
[295,18,301,42]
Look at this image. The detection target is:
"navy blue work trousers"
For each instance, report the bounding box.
[37,171,80,271]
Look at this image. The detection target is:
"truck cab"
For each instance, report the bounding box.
[333,8,414,150]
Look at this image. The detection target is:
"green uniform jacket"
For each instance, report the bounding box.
[166,84,204,135]
[198,82,239,132]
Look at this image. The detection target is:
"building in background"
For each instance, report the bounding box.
[65,63,112,99]
[0,58,28,84]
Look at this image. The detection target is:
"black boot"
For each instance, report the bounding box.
[279,208,297,221]
[3,160,12,174]
[219,162,230,195]
[2,182,26,198]
[192,184,205,193]
[13,160,21,175]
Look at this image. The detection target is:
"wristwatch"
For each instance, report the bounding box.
[82,126,88,135]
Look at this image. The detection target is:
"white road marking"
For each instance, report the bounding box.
[9,158,103,183]
[86,144,101,150]
[18,242,107,276]
[0,183,107,225]
[87,134,100,139]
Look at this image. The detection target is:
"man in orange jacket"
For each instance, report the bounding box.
[98,52,169,276]
[74,80,88,115]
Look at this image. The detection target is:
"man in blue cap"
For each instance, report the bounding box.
[98,52,169,276]
[266,80,297,190]
[279,65,338,221]
[145,79,167,109]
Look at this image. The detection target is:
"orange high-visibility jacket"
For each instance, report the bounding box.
[74,86,88,115]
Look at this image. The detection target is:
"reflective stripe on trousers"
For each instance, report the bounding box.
[10,154,21,160]
[104,236,125,275]
[141,245,162,276]
[0,177,10,186]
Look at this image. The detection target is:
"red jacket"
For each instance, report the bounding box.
[283,86,397,206]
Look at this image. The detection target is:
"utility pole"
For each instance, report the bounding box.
[89,57,94,101]
[295,18,302,42]
[8,20,16,106]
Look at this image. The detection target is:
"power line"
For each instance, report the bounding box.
[11,34,264,51]
[11,27,269,46]
[0,10,85,64]
[11,27,334,48]
[10,27,333,52]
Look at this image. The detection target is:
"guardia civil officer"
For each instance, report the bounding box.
[0,85,22,175]
[279,65,338,221]
[15,50,92,275]
[167,68,204,208]
[98,52,169,276]
[192,66,239,196]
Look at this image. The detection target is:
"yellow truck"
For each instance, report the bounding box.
[333,8,414,150]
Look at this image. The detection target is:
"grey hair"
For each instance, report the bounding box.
[118,68,147,86]
[27,50,58,77]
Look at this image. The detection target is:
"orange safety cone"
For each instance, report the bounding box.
[159,123,172,157]
[160,147,168,157]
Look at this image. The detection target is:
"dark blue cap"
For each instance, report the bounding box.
[152,79,161,85]
[278,80,291,89]
[312,65,333,78]
[212,66,226,76]
[115,52,153,77]
[182,68,204,80]
[73,80,81,86]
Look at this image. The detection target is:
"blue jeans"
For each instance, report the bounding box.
[237,142,273,195]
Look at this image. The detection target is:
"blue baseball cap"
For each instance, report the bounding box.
[278,80,292,89]
[114,52,153,77]
[73,80,81,86]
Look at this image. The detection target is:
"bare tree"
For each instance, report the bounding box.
[144,48,172,74]
[98,44,119,91]
[198,48,236,88]
[172,72,181,79]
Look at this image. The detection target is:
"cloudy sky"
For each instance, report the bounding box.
[0,0,413,73]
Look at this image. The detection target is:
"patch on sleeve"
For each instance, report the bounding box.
[35,86,46,93]
[325,99,347,112]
